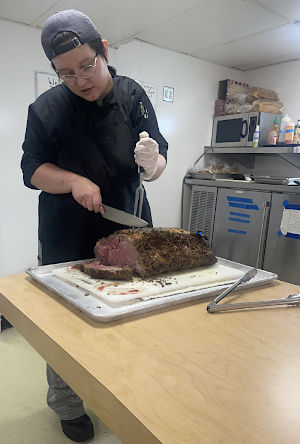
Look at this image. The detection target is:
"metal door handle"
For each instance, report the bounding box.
[241,119,248,138]
[256,201,270,268]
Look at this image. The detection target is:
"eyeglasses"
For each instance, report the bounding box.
[57,54,98,85]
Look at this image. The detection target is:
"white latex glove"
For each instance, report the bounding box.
[134,131,159,180]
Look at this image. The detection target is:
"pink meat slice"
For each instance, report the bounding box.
[75,260,133,280]
[96,238,138,268]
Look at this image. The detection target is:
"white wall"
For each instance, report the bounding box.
[114,40,246,227]
[0,19,246,277]
[246,60,300,123]
[0,20,48,277]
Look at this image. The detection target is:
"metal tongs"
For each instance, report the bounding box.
[133,166,144,219]
[207,268,300,313]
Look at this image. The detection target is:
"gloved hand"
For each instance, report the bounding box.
[134,131,159,180]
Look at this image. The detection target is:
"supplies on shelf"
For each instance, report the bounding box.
[214,81,284,117]
[188,159,243,180]
[224,102,252,115]
[214,99,226,116]
[279,114,290,143]
[284,121,295,144]
[224,93,251,115]
[250,99,284,114]
[247,86,283,114]
[267,115,300,146]
[247,87,279,102]
[252,125,260,148]
[218,79,249,101]
[267,116,279,145]
[293,119,300,144]
[214,79,249,117]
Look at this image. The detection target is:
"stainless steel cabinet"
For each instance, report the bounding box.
[187,185,217,247]
[212,188,271,268]
[186,183,300,284]
[263,193,300,285]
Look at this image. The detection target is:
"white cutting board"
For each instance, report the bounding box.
[52,261,244,307]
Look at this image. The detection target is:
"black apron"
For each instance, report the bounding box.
[39,91,152,265]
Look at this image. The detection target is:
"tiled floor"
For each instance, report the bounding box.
[0,327,122,444]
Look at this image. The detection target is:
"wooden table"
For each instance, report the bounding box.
[0,273,300,444]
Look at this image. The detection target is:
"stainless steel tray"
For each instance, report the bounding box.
[254,176,300,186]
[190,172,245,180]
[26,259,277,323]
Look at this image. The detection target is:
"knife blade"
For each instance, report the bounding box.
[102,205,148,228]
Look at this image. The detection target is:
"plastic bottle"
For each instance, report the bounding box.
[267,116,279,145]
[279,114,290,143]
[293,118,300,144]
[252,125,260,148]
[284,121,295,144]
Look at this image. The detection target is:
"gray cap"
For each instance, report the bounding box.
[41,9,101,60]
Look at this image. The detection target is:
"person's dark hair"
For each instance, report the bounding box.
[50,31,107,71]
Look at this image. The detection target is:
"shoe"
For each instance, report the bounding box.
[60,414,94,442]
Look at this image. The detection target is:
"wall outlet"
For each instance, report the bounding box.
[163,86,174,102]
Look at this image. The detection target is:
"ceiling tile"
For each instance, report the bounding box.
[136,0,288,54]
[1,0,299,71]
[31,0,123,43]
[0,0,58,24]
[31,0,207,45]
[193,23,300,70]
[260,0,300,21]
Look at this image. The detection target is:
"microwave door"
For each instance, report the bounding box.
[212,113,248,147]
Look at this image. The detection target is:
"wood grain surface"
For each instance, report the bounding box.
[0,273,300,444]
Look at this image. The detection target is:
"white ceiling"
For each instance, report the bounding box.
[1,0,300,70]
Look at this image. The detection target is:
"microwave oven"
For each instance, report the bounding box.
[211,112,282,147]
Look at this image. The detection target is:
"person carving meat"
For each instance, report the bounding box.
[21,9,168,442]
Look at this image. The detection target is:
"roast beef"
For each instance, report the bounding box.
[94,227,217,278]
[75,261,133,280]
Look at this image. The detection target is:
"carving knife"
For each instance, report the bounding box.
[102,205,148,228]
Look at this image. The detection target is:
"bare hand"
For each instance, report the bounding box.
[71,176,104,213]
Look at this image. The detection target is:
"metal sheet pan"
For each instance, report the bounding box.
[51,262,245,305]
[26,258,277,323]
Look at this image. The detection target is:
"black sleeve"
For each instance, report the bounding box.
[21,104,57,189]
[131,90,168,161]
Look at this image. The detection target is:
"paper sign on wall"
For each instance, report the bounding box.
[280,208,300,235]
[135,80,157,110]
[35,71,60,98]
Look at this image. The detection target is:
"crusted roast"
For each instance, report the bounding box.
[94,227,217,278]
[75,261,133,280]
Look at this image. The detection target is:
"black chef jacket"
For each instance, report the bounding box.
[21,67,168,265]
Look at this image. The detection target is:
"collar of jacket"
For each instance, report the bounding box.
[108,65,117,77]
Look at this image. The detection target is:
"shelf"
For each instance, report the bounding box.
[184,178,300,194]
[204,146,300,154]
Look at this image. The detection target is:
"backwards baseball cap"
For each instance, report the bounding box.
[41,9,101,60]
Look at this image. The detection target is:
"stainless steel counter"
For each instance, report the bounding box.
[184,178,300,194]
[204,146,300,154]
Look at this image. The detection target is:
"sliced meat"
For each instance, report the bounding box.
[75,261,133,281]
[94,227,217,278]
